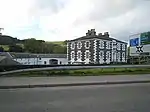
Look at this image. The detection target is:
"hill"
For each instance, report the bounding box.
[0,35,23,45]
[0,35,67,54]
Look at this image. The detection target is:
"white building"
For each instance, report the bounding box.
[67,29,128,64]
[9,52,68,65]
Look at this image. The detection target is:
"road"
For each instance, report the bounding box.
[0,83,150,112]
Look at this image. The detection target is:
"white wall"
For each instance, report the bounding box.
[14,58,68,65]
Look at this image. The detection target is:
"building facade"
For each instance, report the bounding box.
[0,52,68,65]
[67,29,127,64]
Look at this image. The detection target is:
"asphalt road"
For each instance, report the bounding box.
[0,83,150,112]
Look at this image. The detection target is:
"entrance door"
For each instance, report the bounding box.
[49,59,58,65]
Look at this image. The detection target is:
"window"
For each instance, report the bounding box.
[44,61,47,65]
[117,43,120,50]
[85,41,90,48]
[85,51,90,59]
[60,61,62,65]
[122,52,125,58]
[122,44,125,51]
[39,57,41,60]
[77,42,82,49]
[107,41,110,49]
[117,52,120,59]
[77,52,81,59]
[71,42,75,49]
[99,40,104,48]
[100,51,104,58]
[107,52,110,59]
[71,52,75,59]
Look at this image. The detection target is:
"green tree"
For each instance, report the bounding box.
[9,45,24,52]
[53,44,67,54]
[24,38,44,53]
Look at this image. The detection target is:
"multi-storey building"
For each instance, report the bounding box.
[67,29,127,64]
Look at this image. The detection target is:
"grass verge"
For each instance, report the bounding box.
[4,67,150,77]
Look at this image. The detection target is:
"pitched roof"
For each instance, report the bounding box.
[0,56,21,65]
[68,35,127,44]
[0,52,13,58]
[9,52,67,58]
[69,35,112,42]
[67,29,127,44]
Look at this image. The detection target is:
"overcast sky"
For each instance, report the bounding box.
[0,0,150,42]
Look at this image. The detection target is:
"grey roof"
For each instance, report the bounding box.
[109,38,127,44]
[9,52,67,59]
[68,35,127,44]
[0,52,13,58]
[67,30,127,44]
[0,56,6,62]
[0,56,21,65]
[68,35,112,41]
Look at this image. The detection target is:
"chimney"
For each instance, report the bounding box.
[98,33,102,36]
[104,32,109,37]
[90,29,96,36]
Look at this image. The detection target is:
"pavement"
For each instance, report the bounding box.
[0,74,150,89]
[0,83,150,112]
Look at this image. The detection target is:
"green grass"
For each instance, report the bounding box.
[7,68,150,77]
[46,41,66,47]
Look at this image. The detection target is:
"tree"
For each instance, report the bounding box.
[9,45,24,52]
[53,44,67,54]
[24,38,43,53]
[24,38,67,54]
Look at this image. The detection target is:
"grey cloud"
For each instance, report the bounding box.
[86,0,150,42]
[89,0,144,21]
[112,1,150,42]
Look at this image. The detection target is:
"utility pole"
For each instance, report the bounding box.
[0,28,4,35]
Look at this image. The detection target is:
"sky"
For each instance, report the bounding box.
[0,0,150,42]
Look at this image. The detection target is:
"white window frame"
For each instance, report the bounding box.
[71,51,75,59]
[117,52,120,59]
[106,51,110,59]
[77,41,82,49]
[71,42,75,49]
[99,51,104,58]
[122,52,125,58]
[77,51,82,59]
[106,41,111,49]
[99,40,104,49]
[85,41,90,49]
[117,43,120,50]
[85,50,90,59]
[122,44,125,51]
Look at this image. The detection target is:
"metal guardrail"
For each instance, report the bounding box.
[0,65,150,75]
